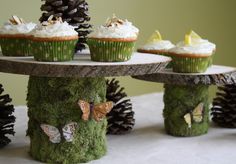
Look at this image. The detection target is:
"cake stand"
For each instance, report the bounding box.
[0,52,171,163]
[133,66,236,137]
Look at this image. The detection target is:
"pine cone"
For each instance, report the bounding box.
[106,79,135,135]
[0,84,15,148]
[211,85,236,128]
[39,0,92,51]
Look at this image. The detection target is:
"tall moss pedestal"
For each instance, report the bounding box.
[27,76,107,163]
[0,53,171,163]
[163,84,209,137]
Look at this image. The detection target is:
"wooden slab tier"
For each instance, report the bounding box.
[133,65,236,85]
[0,52,171,78]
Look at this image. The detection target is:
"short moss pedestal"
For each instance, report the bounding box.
[27,76,107,163]
[133,65,236,137]
[163,84,209,137]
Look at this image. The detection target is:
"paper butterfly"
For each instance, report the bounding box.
[184,103,204,128]
[78,100,114,122]
[40,122,77,144]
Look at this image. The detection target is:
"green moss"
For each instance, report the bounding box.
[163,84,210,137]
[27,76,107,163]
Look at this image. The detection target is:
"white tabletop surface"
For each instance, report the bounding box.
[0,93,236,164]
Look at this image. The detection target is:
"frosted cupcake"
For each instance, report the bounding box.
[87,15,139,62]
[169,30,216,73]
[138,30,175,67]
[31,16,78,62]
[0,15,36,56]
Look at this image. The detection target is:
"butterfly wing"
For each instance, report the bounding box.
[192,103,204,123]
[62,122,78,142]
[40,124,61,143]
[93,102,114,122]
[184,113,192,128]
[78,100,90,121]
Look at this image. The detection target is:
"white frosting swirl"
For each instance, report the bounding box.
[170,38,216,56]
[0,22,37,35]
[89,20,139,39]
[33,21,78,38]
[140,40,175,51]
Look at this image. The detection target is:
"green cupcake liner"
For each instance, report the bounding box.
[171,56,212,73]
[0,37,31,56]
[32,40,77,62]
[87,38,136,62]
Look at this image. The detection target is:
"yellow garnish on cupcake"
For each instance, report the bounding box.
[169,30,216,73]
[185,30,202,45]
[137,30,175,68]
[147,30,163,43]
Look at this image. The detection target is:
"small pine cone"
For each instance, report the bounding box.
[211,85,236,128]
[106,79,135,135]
[0,84,15,148]
[39,0,92,52]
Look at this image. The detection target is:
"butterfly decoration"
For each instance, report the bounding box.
[184,103,204,128]
[40,122,77,144]
[78,100,114,122]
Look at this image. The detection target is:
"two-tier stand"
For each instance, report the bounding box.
[134,66,236,137]
[0,52,170,163]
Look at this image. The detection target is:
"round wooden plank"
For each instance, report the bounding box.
[0,52,171,78]
[133,65,236,85]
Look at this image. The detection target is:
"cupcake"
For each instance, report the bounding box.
[31,16,78,62]
[0,15,36,56]
[138,30,175,67]
[169,30,216,73]
[87,15,139,62]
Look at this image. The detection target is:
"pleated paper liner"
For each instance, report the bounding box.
[87,38,136,62]
[170,53,212,73]
[0,35,31,56]
[137,49,173,68]
[31,36,78,62]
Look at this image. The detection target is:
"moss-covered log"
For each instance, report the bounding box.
[163,84,210,137]
[27,76,107,163]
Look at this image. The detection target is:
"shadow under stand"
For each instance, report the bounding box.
[0,52,171,163]
[133,65,236,137]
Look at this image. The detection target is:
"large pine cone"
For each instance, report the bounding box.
[39,0,92,51]
[106,79,135,135]
[211,85,236,128]
[0,84,15,148]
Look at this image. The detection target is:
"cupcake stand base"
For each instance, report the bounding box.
[133,65,236,137]
[0,52,171,163]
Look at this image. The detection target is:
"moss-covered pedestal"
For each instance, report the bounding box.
[133,65,236,137]
[163,84,209,137]
[0,52,173,162]
[27,76,107,163]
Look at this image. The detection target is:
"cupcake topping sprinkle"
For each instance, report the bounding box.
[105,14,124,27]
[88,14,139,39]
[32,16,78,38]
[42,16,63,26]
[0,16,37,35]
[9,15,25,25]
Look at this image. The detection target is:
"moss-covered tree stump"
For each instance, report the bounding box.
[163,84,210,137]
[27,76,107,163]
